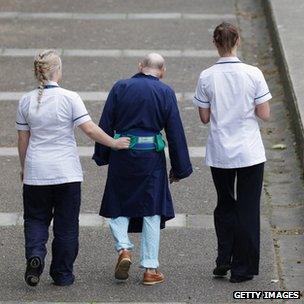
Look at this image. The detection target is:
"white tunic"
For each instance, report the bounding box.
[193,57,272,168]
[16,82,91,185]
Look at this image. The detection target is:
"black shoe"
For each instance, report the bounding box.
[229,275,254,283]
[25,256,43,287]
[213,265,231,277]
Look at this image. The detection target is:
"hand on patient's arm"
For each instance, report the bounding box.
[79,121,130,149]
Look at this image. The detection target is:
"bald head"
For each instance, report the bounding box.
[141,53,165,70]
[139,53,166,79]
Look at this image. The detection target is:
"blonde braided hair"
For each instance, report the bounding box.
[33,50,62,107]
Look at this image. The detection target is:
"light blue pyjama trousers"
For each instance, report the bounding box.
[109,215,161,269]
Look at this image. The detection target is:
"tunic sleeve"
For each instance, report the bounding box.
[72,94,91,127]
[164,90,193,179]
[92,87,115,166]
[254,69,272,105]
[193,76,211,108]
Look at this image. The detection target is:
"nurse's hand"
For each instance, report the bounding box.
[79,121,130,149]
[112,137,131,150]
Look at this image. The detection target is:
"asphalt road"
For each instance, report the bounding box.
[0,0,303,303]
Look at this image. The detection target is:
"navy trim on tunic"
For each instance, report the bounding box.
[215,61,242,64]
[44,85,59,89]
[16,122,28,125]
[73,113,89,122]
[254,92,270,100]
[194,96,210,104]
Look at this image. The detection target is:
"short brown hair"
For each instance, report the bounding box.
[213,22,239,53]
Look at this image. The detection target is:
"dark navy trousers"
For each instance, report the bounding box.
[23,182,81,285]
[211,163,264,277]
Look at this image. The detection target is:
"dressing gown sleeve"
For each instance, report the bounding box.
[92,86,116,166]
[164,89,193,179]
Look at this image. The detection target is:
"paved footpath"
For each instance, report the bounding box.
[262,0,304,294]
[0,0,302,303]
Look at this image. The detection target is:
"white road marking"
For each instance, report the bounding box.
[0,48,218,58]
[0,212,270,229]
[187,147,206,158]
[0,213,270,229]
[166,214,187,228]
[0,91,194,102]
[0,12,235,21]
[0,147,206,158]
[0,212,211,229]
[0,213,22,226]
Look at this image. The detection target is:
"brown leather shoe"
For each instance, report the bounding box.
[114,250,132,280]
[142,270,164,285]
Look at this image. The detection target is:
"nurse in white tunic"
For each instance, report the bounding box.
[193,23,271,283]
[16,50,130,287]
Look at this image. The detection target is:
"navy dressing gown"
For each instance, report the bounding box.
[93,73,192,232]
